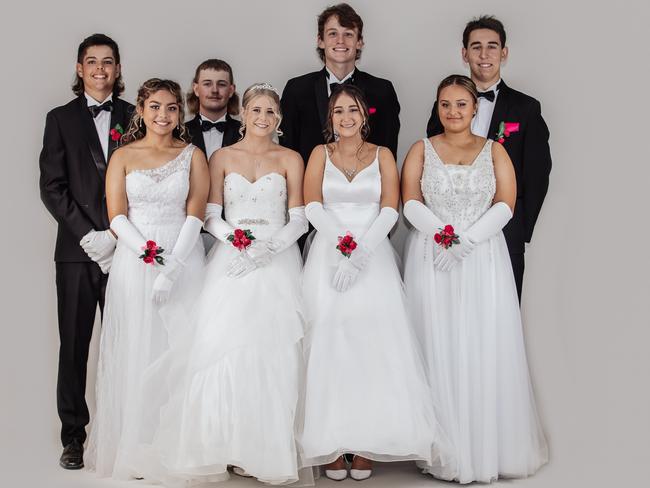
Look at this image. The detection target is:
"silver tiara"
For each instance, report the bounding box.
[250,82,279,95]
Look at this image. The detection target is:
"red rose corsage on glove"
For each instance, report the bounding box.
[434,225,460,249]
[140,240,165,265]
[228,228,255,251]
[336,231,358,257]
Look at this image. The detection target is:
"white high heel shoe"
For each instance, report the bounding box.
[350,455,372,481]
[324,456,348,481]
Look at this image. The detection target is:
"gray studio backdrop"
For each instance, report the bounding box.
[0,1,648,487]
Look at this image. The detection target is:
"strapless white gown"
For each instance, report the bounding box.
[130,172,310,486]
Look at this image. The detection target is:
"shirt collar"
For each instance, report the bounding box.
[325,67,355,84]
[199,113,227,124]
[487,78,502,94]
[85,92,113,107]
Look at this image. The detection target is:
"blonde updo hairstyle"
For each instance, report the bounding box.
[122,78,189,144]
[238,83,283,139]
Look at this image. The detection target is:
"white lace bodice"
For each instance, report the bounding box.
[223,172,288,239]
[125,144,195,229]
[420,138,496,231]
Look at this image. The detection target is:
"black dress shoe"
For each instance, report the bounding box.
[60,439,84,469]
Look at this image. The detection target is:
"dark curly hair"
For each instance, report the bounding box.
[121,78,189,144]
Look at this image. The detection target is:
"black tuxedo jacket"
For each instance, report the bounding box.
[39,96,134,262]
[280,67,400,164]
[426,81,551,254]
[185,113,241,158]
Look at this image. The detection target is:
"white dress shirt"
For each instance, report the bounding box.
[85,92,112,162]
[201,113,227,160]
[326,67,355,97]
[471,79,501,138]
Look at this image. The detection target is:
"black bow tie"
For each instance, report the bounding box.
[329,77,355,94]
[89,100,113,118]
[201,120,228,132]
[477,90,496,102]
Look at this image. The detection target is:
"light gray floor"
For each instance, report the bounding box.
[12,438,564,488]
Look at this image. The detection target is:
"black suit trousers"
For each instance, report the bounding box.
[55,262,107,446]
[510,253,525,303]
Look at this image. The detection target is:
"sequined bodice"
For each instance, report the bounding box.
[125,144,194,228]
[321,146,382,235]
[421,138,496,231]
[223,172,288,239]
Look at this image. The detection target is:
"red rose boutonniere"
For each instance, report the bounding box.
[110,123,124,142]
[140,240,165,265]
[433,225,460,249]
[228,228,255,251]
[495,121,519,144]
[368,107,377,115]
[336,231,358,257]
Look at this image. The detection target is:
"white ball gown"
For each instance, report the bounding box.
[299,146,455,473]
[135,171,311,486]
[403,138,548,483]
[86,144,206,478]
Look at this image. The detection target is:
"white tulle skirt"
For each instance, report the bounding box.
[125,239,311,486]
[86,220,206,479]
[403,229,549,483]
[299,213,455,473]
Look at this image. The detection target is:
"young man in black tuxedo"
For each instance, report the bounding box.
[280,2,400,163]
[39,33,134,470]
[184,59,241,252]
[426,16,552,300]
[185,59,241,161]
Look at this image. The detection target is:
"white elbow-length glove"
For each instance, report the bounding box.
[403,199,475,272]
[434,201,512,271]
[151,216,203,304]
[110,214,147,255]
[305,201,344,244]
[203,203,235,243]
[332,207,399,292]
[228,206,309,278]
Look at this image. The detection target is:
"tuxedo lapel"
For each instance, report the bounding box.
[108,99,127,162]
[188,115,207,155]
[223,115,240,147]
[76,97,107,180]
[314,67,329,131]
[488,81,510,141]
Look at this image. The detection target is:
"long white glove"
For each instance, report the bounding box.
[80,229,117,273]
[227,206,309,278]
[404,200,474,271]
[403,200,445,236]
[268,206,309,254]
[432,201,512,271]
[305,201,343,244]
[203,203,235,243]
[332,207,398,292]
[152,216,203,304]
[464,201,512,243]
[110,214,147,255]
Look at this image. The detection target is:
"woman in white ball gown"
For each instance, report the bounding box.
[299,85,455,482]
[133,83,311,486]
[85,78,209,479]
[401,74,548,483]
